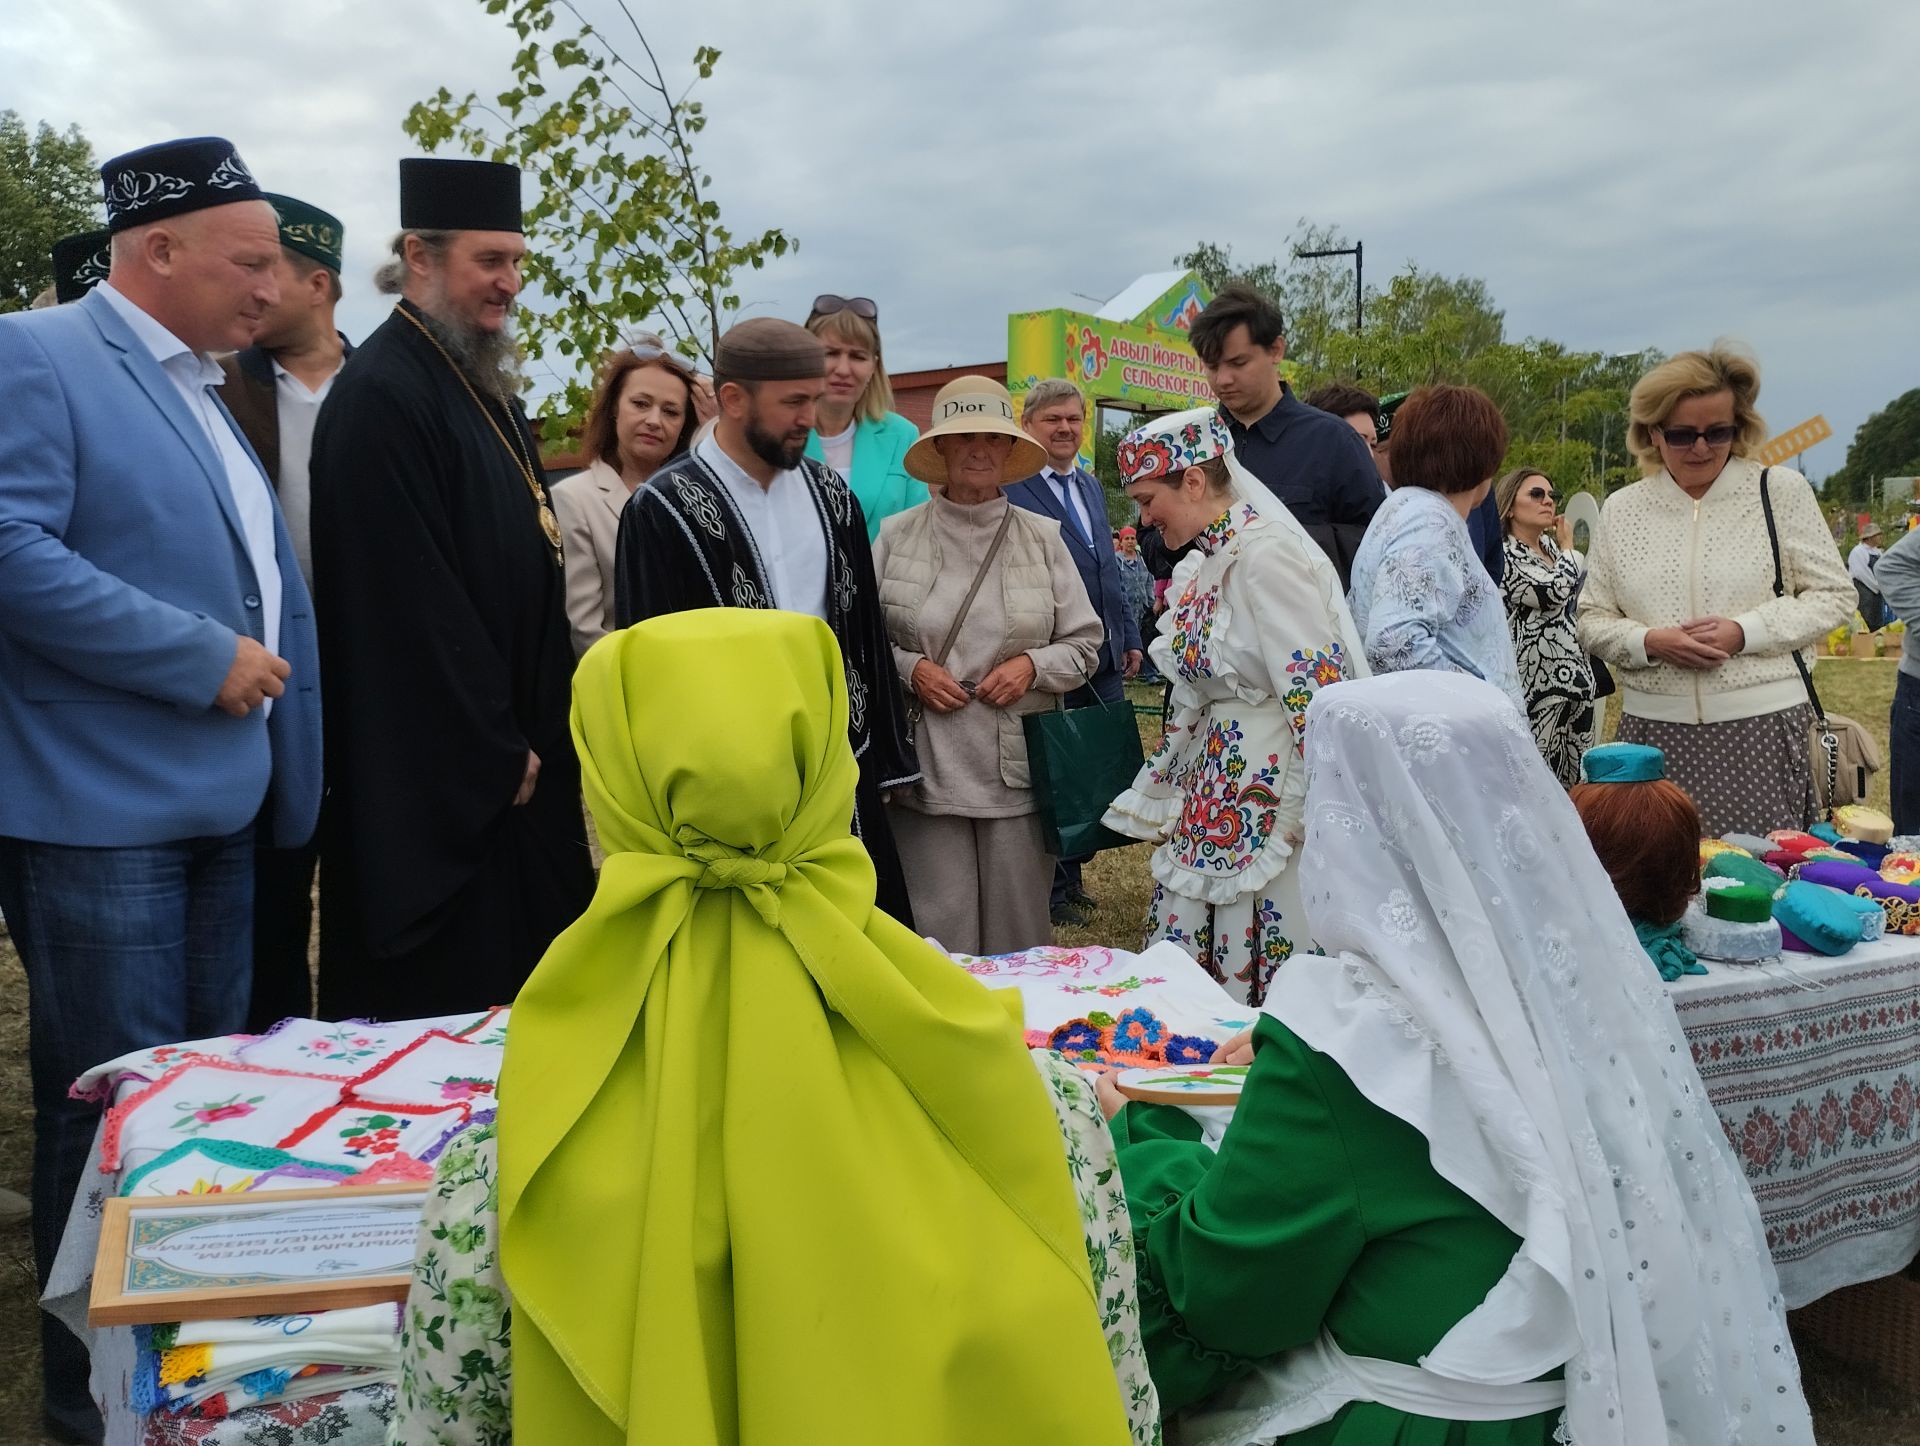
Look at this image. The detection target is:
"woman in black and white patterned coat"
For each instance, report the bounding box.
[1497,467,1595,787]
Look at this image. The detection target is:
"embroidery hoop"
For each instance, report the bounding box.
[1113,1063,1248,1107]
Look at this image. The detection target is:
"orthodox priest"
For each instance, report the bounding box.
[309,157,592,1019]
[614,318,920,925]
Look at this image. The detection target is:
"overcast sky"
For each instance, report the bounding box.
[8,0,1915,477]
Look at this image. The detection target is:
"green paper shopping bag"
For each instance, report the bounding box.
[1022,696,1146,858]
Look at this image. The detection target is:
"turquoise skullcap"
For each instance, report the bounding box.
[1580,743,1666,784]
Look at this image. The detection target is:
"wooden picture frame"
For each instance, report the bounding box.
[89,1182,426,1328]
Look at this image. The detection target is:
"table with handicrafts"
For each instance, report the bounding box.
[44,1008,509,1446]
[1669,934,1920,1309]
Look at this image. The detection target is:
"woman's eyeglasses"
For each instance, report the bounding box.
[810,294,878,322]
[1523,486,1561,504]
[1659,423,1737,450]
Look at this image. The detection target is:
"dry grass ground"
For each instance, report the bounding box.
[0,662,1913,1442]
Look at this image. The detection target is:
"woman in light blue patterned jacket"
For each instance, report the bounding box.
[1347,384,1525,712]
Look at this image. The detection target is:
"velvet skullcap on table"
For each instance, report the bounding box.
[49,228,111,303]
[398,157,523,232]
[99,136,264,232]
[1579,742,1665,783]
[713,316,828,382]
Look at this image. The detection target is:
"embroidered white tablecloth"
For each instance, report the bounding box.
[1669,935,1920,1308]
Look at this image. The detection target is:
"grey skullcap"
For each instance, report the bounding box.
[714,318,826,383]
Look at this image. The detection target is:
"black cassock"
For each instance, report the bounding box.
[309,302,594,1019]
[614,450,920,926]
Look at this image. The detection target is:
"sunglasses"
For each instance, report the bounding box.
[1659,423,1737,450]
[1523,486,1562,504]
[810,293,878,322]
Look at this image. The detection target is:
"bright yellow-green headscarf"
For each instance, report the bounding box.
[498,610,1131,1445]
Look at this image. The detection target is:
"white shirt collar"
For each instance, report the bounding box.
[1045,463,1077,484]
[97,281,223,388]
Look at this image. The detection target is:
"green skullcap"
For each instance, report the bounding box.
[265,192,344,273]
[1581,743,1666,784]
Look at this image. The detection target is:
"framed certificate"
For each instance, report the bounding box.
[89,1183,426,1327]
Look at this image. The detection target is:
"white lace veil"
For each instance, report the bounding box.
[1264,672,1812,1446]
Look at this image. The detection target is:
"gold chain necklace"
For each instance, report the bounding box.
[394,304,562,565]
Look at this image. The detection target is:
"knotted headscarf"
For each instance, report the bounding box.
[498,610,1130,1446]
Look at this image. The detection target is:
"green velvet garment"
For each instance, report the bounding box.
[1112,1015,1563,1445]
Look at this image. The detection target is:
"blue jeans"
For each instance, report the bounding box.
[1052,671,1127,908]
[1893,672,1920,836]
[0,827,254,1436]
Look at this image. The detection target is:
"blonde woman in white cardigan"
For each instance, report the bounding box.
[1577,344,1852,834]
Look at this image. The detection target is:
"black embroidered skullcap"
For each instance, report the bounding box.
[51,228,112,304]
[714,318,826,383]
[265,193,345,272]
[101,137,265,233]
[399,158,523,233]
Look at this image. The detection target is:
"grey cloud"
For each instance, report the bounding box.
[6,0,1914,469]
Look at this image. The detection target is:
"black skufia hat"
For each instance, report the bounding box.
[51,228,112,303]
[101,137,264,232]
[399,158,523,233]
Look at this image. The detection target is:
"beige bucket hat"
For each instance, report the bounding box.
[903,376,1048,486]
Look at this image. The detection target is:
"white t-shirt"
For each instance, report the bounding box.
[818,421,856,477]
[1850,542,1884,592]
[697,434,828,619]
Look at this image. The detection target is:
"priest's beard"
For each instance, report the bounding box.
[417,289,524,406]
[744,406,808,471]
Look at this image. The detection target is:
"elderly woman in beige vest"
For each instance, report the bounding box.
[876,377,1101,954]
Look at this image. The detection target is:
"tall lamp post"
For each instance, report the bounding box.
[1294,240,1363,332]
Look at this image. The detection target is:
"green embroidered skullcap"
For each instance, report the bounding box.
[1581,743,1665,784]
[264,192,343,273]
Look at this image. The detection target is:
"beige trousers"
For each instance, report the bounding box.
[887,807,1054,957]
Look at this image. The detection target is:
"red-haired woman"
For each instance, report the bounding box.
[1570,742,1706,980]
[549,338,700,656]
[1346,385,1525,711]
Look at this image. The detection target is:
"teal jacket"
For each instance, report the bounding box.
[805,411,925,543]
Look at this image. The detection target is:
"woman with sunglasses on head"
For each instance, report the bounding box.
[1578,344,1852,833]
[1496,468,1595,787]
[803,293,926,542]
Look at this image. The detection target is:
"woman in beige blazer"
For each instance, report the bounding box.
[875,377,1101,954]
[550,340,704,656]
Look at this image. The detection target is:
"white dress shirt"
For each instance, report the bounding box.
[271,359,339,590]
[1044,465,1093,546]
[697,433,828,619]
[99,283,282,673]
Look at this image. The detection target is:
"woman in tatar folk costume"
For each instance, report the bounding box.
[1105,408,1368,1006]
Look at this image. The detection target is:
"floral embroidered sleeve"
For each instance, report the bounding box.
[1028,1051,1164,1446]
[1232,541,1356,834]
[390,1122,512,1446]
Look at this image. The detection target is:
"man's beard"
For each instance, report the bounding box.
[744,410,806,471]
[418,285,523,405]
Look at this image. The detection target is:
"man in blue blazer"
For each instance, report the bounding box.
[1008,379,1141,926]
[0,137,321,1441]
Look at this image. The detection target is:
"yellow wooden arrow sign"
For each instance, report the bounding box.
[1755,415,1832,467]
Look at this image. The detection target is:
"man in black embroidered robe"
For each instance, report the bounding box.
[613,318,919,925]
[308,158,592,1019]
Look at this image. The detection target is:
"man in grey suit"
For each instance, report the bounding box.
[1005,378,1141,926]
